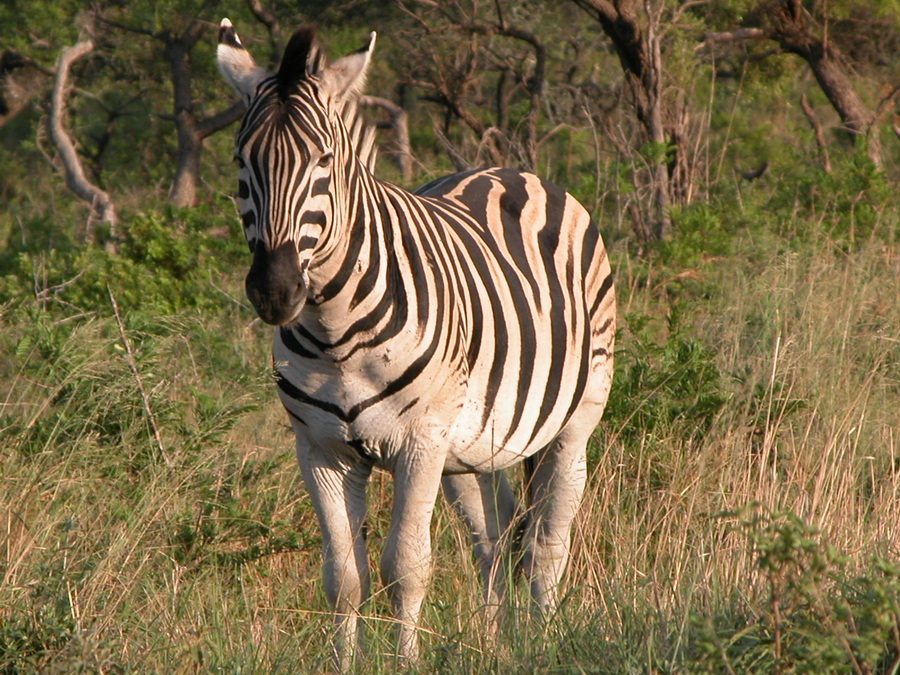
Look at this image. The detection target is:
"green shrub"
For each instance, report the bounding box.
[603,307,728,453]
[688,507,900,674]
[0,202,247,320]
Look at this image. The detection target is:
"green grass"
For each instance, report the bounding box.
[1,168,900,672]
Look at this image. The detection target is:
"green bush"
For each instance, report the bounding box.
[603,307,728,453]
[688,507,900,674]
[0,202,247,320]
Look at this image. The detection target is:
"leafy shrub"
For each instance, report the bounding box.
[660,200,734,269]
[603,307,728,453]
[0,201,247,320]
[688,506,900,673]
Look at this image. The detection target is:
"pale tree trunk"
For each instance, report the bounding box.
[47,40,117,242]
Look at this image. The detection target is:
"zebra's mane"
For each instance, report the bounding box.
[340,98,378,173]
[276,26,322,100]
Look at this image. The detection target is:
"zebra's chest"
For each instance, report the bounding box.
[273,328,467,467]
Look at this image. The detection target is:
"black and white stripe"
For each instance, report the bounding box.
[218,20,614,666]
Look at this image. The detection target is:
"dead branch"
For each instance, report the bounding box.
[246,0,283,64]
[696,27,767,51]
[873,84,900,124]
[197,100,245,139]
[800,94,831,173]
[47,40,117,237]
[432,120,471,173]
[360,95,414,182]
[443,19,547,169]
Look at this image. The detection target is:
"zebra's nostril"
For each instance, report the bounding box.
[245,241,307,325]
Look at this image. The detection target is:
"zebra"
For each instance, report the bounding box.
[216,19,615,668]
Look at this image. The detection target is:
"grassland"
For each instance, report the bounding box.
[1,159,899,673]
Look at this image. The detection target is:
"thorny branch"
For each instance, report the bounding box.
[109,287,171,469]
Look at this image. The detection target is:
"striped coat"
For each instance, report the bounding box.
[218,19,614,668]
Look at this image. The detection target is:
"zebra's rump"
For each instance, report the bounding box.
[417,168,614,466]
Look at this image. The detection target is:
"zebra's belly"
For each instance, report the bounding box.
[274,327,588,473]
[279,388,553,474]
[277,377,575,477]
[442,401,564,473]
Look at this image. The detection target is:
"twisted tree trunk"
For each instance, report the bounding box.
[48,41,117,241]
[701,1,885,169]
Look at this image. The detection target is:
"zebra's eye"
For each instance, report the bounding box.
[317,152,334,168]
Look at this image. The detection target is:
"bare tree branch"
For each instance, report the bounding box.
[696,27,767,51]
[47,40,117,238]
[197,100,245,139]
[402,6,548,170]
[800,93,831,173]
[873,84,900,124]
[432,120,471,173]
[246,0,283,64]
[95,16,157,38]
[767,0,882,167]
[360,95,414,182]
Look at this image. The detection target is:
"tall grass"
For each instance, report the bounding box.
[1,172,899,672]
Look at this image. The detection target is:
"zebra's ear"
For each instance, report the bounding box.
[217,18,268,104]
[320,32,376,104]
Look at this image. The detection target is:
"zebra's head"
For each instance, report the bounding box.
[217,19,375,326]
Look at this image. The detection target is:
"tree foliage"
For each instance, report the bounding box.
[0,0,897,241]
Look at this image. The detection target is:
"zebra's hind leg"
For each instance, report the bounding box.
[295,442,372,672]
[442,471,519,629]
[520,430,589,617]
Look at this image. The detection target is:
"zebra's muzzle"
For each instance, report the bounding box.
[245,241,308,326]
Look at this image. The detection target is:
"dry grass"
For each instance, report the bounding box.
[2,205,900,672]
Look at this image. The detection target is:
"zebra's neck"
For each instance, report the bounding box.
[298,155,415,356]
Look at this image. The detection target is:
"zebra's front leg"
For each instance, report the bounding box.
[295,441,372,672]
[442,472,518,628]
[380,448,446,663]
